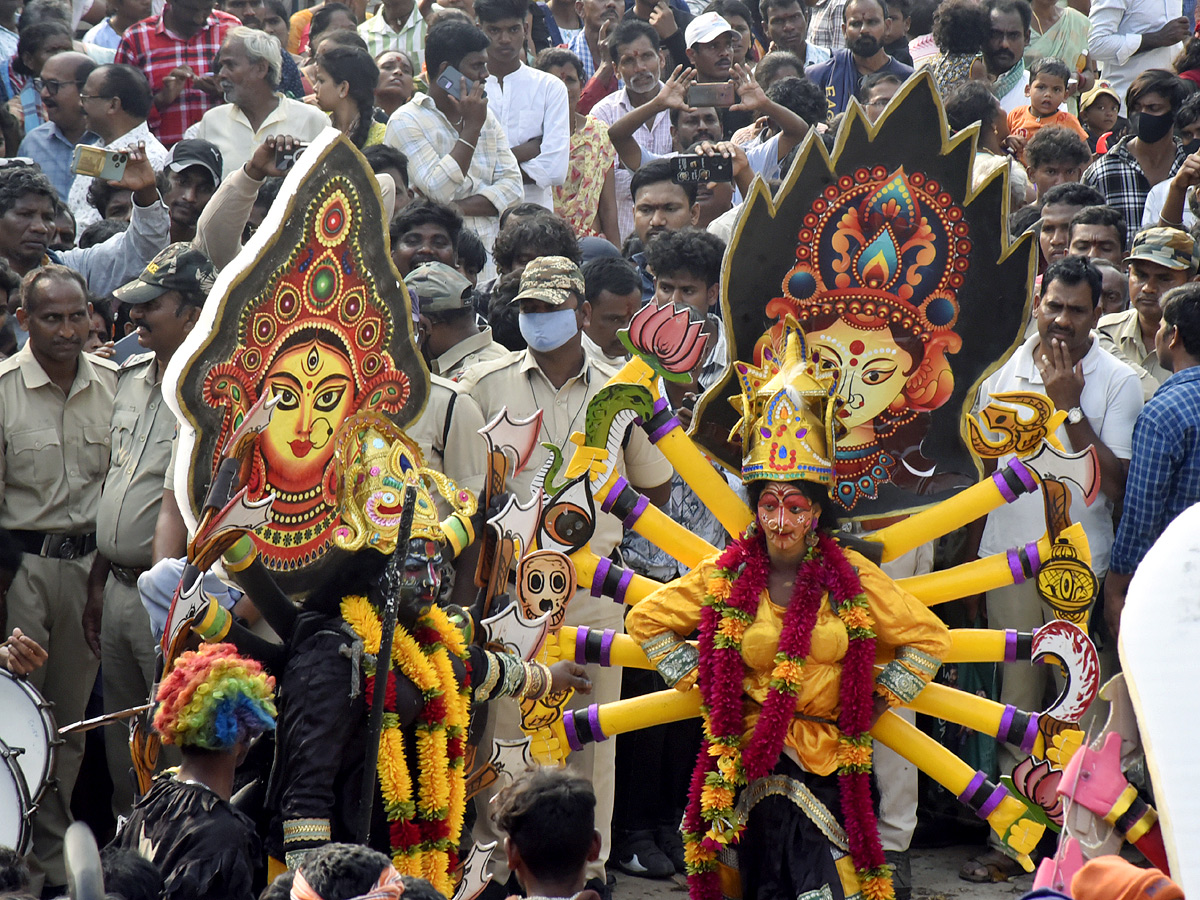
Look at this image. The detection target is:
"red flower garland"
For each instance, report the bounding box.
[683,528,892,900]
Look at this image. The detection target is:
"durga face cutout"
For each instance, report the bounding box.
[260,336,356,493]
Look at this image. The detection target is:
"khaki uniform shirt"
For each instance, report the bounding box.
[97,352,178,567]
[458,347,672,559]
[0,344,117,532]
[406,374,488,515]
[1098,308,1171,400]
[432,328,510,380]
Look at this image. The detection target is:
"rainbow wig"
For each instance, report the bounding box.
[154,642,277,751]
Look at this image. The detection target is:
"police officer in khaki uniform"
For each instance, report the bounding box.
[458,257,672,890]
[404,262,491,496]
[0,265,117,893]
[404,256,508,379]
[82,245,213,819]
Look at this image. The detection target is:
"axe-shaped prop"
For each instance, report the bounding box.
[475,408,543,595]
[867,440,1101,563]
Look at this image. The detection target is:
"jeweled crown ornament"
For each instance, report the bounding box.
[333,410,477,555]
[778,165,965,341]
[734,319,841,484]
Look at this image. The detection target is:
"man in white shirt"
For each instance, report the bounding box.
[83,0,152,50]
[478,0,569,209]
[966,257,1141,821]
[189,27,328,178]
[386,20,523,279]
[191,26,328,177]
[591,21,674,240]
[69,63,168,231]
[1089,0,1188,115]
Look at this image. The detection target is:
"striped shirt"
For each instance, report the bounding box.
[1110,366,1200,573]
[358,7,427,67]
[385,92,524,278]
[590,86,673,240]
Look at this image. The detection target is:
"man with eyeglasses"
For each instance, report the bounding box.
[68,64,169,232]
[18,52,102,202]
[804,0,912,118]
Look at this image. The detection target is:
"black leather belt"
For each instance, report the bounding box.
[110,564,146,587]
[9,530,98,560]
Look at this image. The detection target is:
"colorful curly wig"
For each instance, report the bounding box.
[154,643,277,751]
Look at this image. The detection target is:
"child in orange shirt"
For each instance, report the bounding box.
[1007,57,1089,162]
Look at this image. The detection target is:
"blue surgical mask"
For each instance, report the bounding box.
[519,308,578,353]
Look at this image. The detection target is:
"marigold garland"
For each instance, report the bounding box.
[681,530,894,900]
[339,596,471,897]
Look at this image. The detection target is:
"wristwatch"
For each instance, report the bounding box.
[1066,406,1084,425]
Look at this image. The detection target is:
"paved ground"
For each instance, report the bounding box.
[611,846,1037,900]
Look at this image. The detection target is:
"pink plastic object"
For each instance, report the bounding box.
[1033,837,1084,894]
[1057,732,1127,815]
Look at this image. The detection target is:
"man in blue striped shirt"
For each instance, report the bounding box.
[1106,282,1200,637]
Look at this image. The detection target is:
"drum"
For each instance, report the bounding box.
[0,669,58,803]
[0,739,32,853]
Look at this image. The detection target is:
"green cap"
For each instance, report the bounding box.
[113,243,217,305]
[403,261,473,313]
[514,256,585,306]
[1125,227,1200,273]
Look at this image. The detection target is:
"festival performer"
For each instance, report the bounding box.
[111,642,277,900]
[231,413,590,890]
[625,333,952,900]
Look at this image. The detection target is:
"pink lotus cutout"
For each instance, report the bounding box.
[620,302,709,382]
[1012,756,1064,826]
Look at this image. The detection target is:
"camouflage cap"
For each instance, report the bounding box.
[404,261,473,313]
[514,256,585,306]
[114,244,218,306]
[1125,227,1200,273]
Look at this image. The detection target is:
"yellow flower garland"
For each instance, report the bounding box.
[339,596,471,897]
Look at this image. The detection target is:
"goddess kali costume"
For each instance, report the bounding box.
[626,335,952,900]
[197,413,559,894]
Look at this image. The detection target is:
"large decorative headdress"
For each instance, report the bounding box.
[778,166,966,343]
[166,133,430,594]
[733,320,841,484]
[333,411,478,557]
[691,73,1036,520]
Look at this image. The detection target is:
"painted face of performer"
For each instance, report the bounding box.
[807,318,913,436]
[261,338,355,490]
[401,537,443,610]
[757,484,816,553]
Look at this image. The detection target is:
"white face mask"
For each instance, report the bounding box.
[519,308,579,352]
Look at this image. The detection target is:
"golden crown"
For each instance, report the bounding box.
[732,318,842,485]
[331,411,477,555]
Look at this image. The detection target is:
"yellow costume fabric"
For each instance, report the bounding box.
[626,546,952,777]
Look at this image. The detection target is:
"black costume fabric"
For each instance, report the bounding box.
[112,774,260,900]
[264,608,483,862]
[736,756,848,900]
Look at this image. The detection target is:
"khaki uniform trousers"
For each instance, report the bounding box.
[473,587,622,884]
[874,540,934,854]
[99,577,157,818]
[5,553,98,890]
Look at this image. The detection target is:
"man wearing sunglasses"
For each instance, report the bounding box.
[17,52,102,202]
